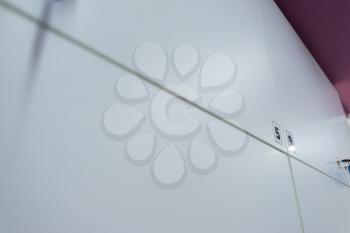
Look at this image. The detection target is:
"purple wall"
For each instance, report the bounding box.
[274,0,350,114]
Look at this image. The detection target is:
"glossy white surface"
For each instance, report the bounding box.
[260,0,350,182]
[0,11,303,233]
[0,7,39,232]
[2,1,350,233]
[3,0,287,151]
[6,0,350,182]
[291,159,350,233]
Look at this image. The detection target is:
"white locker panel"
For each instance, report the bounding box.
[260,1,350,183]
[1,0,287,151]
[0,11,303,233]
[291,159,350,233]
[0,7,36,157]
[0,7,39,232]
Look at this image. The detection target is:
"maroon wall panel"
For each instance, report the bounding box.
[274,0,350,114]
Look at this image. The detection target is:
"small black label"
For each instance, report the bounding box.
[272,121,283,145]
[286,131,294,146]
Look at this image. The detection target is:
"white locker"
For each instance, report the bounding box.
[0,9,304,233]
[291,158,350,233]
[6,1,350,183]
[0,8,41,232]
[260,0,350,183]
[1,1,350,233]
[2,0,288,151]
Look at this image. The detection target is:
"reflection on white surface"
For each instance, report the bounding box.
[7,0,349,184]
[102,42,247,189]
[2,1,346,232]
[288,145,296,152]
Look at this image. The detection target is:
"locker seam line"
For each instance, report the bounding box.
[1,0,349,190]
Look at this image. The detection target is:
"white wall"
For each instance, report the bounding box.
[1,1,350,233]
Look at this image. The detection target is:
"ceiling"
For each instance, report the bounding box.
[274,0,350,114]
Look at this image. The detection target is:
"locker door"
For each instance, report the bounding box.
[290,158,350,233]
[260,0,350,183]
[0,6,42,232]
[1,0,288,151]
[0,7,303,233]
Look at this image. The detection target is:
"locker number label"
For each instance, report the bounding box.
[272,121,283,145]
[286,131,294,147]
